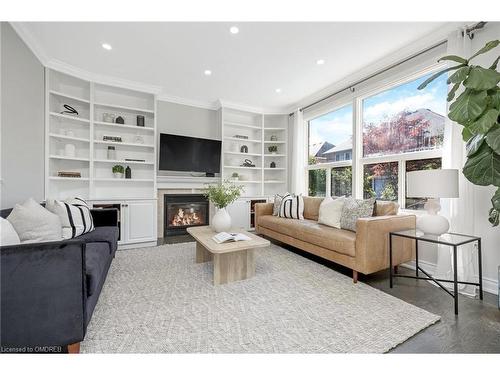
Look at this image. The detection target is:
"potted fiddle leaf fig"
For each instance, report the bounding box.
[418,39,500,226]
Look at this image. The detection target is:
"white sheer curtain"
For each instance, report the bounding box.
[290,109,307,195]
[437,29,478,297]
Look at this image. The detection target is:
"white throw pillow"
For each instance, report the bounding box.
[272,193,289,216]
[46,197,94,239]
[318,196,346,229]
[0,217,21,246]
[7,198,62,243]
[278,194,304,220]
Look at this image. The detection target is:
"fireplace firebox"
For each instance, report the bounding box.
[164,194,209,236]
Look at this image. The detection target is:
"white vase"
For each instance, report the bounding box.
[212,207,231,233]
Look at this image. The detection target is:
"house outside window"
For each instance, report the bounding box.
[306,67,447,209]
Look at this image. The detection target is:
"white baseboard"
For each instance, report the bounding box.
[401,260,498,296]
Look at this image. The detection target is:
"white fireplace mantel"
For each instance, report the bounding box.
[156,175,221,190]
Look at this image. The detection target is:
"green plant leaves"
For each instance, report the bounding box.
[448,66,470,84]
[490,56,500,70]
[449,89,487,125]
[468,40,500,62]
[466,133,485,157]
[463,143,500,186]
[489,207,499,226]
[492,187,500,210]
[417,64,466,90]
[438,55,468,64]
[447,82,461,102]
[462,127,473,141]
[468,108,499,135]
[489,88,500,109]
[485,125,500,154]
[464,66,500,90]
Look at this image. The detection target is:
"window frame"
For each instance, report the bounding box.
[305,63,446,210]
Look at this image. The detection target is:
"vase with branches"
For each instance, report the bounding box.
[205,180,244,232]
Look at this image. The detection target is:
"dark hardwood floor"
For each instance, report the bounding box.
[158,235,500,353]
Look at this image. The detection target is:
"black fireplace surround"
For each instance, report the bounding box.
[164,194,209,236]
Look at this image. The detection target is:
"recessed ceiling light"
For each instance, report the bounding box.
[230,26,239,34]
[204,70,212,76]
[102,43,112,50]
[275,88,282,93]
[316,59,325,65]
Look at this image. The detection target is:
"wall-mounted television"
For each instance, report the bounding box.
[159,133,221,174]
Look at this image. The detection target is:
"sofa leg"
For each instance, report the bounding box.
[353,270,358,283]
[394,265,399,274]
[67,342,80,354]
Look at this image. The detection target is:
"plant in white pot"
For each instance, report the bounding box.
[205,180,244,232]
[112,165,124,178]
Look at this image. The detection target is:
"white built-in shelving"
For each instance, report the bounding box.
[45,68,157,201]
[221,107,288,198]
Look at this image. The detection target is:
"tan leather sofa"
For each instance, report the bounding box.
[255,197,415,282]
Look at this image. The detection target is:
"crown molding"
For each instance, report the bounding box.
[156,94,219,110]
[290,22,467,111]
[47,59,162,94]
[217,99,289,115]
[9,22,50,65]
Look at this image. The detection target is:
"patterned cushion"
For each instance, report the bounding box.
[272,193,289,216]
[340,197,375,232]
[46,197,95,239]
[279,194,304,220]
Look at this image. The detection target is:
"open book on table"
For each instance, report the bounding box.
[213,232,251,244]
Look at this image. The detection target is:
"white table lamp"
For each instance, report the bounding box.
[406,169,459,235]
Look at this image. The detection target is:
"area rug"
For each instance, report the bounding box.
[81,243,440,353]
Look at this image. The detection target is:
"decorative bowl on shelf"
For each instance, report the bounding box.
[113,172,124,179]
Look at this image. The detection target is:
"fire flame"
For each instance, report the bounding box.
[170,208,203,227]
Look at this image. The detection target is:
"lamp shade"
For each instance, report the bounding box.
[406,169,459,198]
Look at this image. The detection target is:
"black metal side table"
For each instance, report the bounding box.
[389,229,483,315]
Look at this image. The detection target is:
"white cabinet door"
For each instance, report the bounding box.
[124,200,156,243]
[226,199,250,230]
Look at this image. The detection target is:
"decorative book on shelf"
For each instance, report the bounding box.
[57,171,82,178]
[103,135,123,143]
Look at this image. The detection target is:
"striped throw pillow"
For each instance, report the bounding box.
[278,194,304,220]
[46,197,94,239]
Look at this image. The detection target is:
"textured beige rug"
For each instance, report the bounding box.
[81,243,440,353]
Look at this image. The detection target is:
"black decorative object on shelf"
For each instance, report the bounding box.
[103,135,122,143]
[241,159,255,167]
[137,115,145,127]
[60,104,79,116]
[240,145,248,153]
[115,116,125,124]
[125,166,132,179]
[270,161,276,168]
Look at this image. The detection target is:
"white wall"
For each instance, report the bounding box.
[156,100,220,140]
[468,23,500,294]
[0,22,45,209]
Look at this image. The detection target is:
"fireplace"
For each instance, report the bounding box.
[164,194,209,236]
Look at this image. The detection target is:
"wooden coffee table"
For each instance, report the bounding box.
[187,226,270,285]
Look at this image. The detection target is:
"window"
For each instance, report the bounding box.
[405,157,442,209]
[308,105,353,165]
[362,73,447,158]
[308,169,326,197]
[304,68,447,209]
[307,105,353,196]
[331,166,352,197]
[363,162,398,201]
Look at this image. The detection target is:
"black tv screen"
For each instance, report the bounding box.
[159,133,221,174]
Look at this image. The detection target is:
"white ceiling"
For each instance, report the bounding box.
[16,22,448,112]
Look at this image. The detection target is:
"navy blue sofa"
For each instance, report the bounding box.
[0,207,119,353]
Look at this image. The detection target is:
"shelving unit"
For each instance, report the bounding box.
[220,107,288,198]
[45,68,157,201]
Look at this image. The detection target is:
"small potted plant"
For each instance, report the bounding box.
[205,180,244,232]
[112,165,124,178]
[268,145,278,154]
[231,172,239,181]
